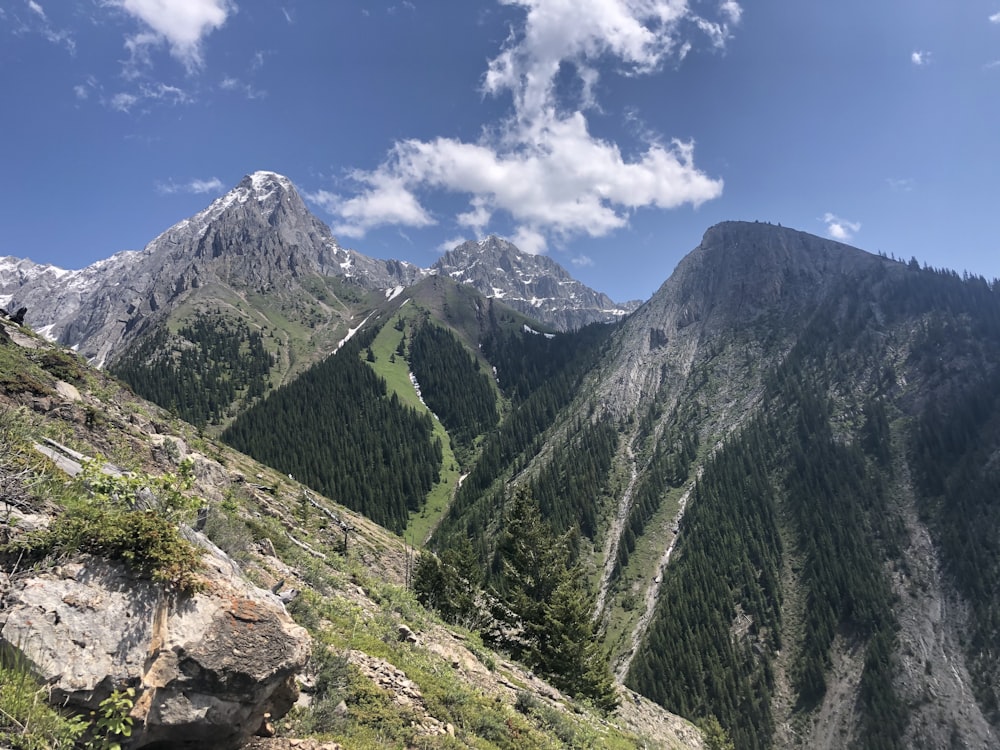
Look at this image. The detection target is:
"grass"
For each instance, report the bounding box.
[0,649,86,750]
[361,309,463,547]
[284,579,645,750]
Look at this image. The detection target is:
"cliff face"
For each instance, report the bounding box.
[594,221,889,418]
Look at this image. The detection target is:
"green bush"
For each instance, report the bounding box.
[5,503,204,594]
[34,350,86,384]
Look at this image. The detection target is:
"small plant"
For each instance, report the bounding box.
[0,646,87,750]
[77,458,200,524]
[34,349,86,383]
[0,406,40,524]
[203,506,255,564]
[3,460,206,593]
[85,687,135,750]
[4,503,205,593]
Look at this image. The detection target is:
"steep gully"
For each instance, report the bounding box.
[591,421,696,684]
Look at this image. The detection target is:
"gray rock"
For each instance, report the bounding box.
[1,172,425,368]
[432,236,639,330]
[1,538,310,749]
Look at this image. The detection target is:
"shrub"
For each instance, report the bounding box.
[5,503,204,594]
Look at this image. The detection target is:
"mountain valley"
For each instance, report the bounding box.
[2,174,1000,749]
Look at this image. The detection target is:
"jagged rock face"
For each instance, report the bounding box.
[2,174,631,370]
[2,172,424,367]
[595,221,890,418]
[1,540,310,750]
[432,236,639,331]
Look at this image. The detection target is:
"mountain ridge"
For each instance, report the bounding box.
[0,172,634,365]
[5,175,1000,748]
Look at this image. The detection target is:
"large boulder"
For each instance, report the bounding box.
[0,536,310,749]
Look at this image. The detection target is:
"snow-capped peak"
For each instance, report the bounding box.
[249,171,293,202]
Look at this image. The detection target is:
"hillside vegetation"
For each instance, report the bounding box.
[0,314,704,750]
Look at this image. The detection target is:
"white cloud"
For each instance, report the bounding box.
[306,176,436,239]
[28,1,45,19]
[511,226,548,255]
[822,213,860,242]
[105,0,234,72]
[911,50,930,66]
[990,12,1000,23]
[156,177,224,195]
[437,236,469,253]
[720,0,742,25]
[108,82,191,112]
[321,0,736,253]
[188,177,224,193]
[329,111,722,252]
[110,92,139,112]
[571,254,595,267]
[456,197,493,235]
[886,177,914,192]
[220,76,266,99]
[482,0,737,121]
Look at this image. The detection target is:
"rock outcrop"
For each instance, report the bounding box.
[0,535,310,749]
[433,235,639,330]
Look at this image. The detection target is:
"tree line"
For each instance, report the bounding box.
[222,324,441,533]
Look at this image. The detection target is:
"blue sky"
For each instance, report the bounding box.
[2,1,999,302]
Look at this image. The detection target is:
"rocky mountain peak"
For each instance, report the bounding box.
[433,235,637,330]
[596,220,896,418]
[649,220,884,328]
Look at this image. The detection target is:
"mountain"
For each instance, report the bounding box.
[432,235,640,330]
[0,311,705,750]
[7,190,1000,750]
[388,222,1000,750]
[0,172,632,429]
[1,172,423,367]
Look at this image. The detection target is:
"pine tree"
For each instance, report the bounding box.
[494,490,618,709]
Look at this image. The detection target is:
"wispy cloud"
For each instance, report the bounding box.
[387,1,416,14]
[571,254,594,267]
[990,12,1000,24]
[13,0,76,53]
[313,0,740,254]
[105,0,234,73]
[822,212,860,242]
[220,76,266,100]
[110,92,139,112]
[911,50,930,66]
[437,236,469,253]
[886,177,914,192]
[156,177,224,195]
[109,82,192,112]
